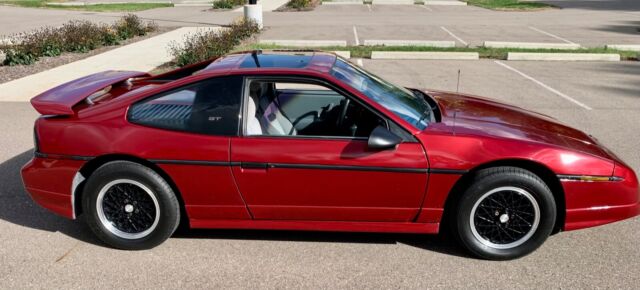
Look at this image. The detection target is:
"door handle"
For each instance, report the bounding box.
[240,162,268,169]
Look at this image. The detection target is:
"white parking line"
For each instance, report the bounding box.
[367,4,372,12]
[357,58,364,67]
[528,26,578,45]
[440,26,468,46]
[494,61,592,110]
[353,26,360,46]
[420,5,433,11]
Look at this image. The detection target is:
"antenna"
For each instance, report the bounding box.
[456,69,461,93]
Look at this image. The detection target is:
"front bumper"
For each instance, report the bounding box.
[21,157,86,219]
[565,202,640,231]
[563,163,640,231]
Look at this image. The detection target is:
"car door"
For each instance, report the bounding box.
[126,75,252,221]
[230,76,429,222]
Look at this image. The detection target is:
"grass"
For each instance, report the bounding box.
[0,0,48,7]
[0,1,173,11]
[464,0,554,10]
[237,43,640,60]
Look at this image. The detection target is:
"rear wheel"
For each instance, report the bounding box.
[453,167,556,260]
[82,161,180,250]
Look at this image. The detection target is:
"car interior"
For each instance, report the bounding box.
[246,80,385,138]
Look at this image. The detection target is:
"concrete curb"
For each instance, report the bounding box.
[371,51,479,60]
[371,0,415,4]
[333,51,351,59]
[259,39,348,47]
[424,0,467,5]
[363,40,456,47]
[605,44,640,52]
[174,3,211,6]
[484,41,581,50]
[507,52,620,61]
[322,2,363,4]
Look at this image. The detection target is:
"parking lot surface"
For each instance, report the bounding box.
[259,3,640,48]
[1,2,638,47]
[1,59,639,288]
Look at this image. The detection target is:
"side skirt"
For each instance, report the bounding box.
[189,219,440,234]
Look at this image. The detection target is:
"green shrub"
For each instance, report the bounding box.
[227,19,260,43]
[60,20,106,52]
[29,27,64,57]
[99,26,122,46]
[2,50,38,66]
[287,0,311,9]
[169,19,260,67]
[1,15,157,66]
[115,14,155,39]
[213,0,246,9]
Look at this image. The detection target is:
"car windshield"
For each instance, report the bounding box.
[330,58,432,130]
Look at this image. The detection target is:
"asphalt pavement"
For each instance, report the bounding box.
[1,2,639,47]
[1,1,639,288]
[259,3,640,47]
[1,59,639,288]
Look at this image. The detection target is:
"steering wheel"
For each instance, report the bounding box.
[289,111,319,135]
[336,98,351,129]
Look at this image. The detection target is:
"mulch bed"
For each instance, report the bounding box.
[0,27,176,85]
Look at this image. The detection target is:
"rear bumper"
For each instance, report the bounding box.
[563,163,640,231]
[21,157,86,219]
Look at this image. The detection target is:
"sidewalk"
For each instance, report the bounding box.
[0,27,216,102]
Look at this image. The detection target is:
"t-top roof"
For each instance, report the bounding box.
[201,50,338,73]
[239,53,312,69]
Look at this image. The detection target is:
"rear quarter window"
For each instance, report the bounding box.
[128,76,243,136]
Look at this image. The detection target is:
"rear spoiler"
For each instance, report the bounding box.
[30,70,150,115]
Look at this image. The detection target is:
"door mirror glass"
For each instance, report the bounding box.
[368,126,402,150]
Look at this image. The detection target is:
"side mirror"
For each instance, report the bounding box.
[368,126,402,150]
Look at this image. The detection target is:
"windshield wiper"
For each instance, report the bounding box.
[418,108,432,125]
[410,89,433,117]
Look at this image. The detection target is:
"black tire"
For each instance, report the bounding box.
[452,167,556,260]
[82,161,180,250]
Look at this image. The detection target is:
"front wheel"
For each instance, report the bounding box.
[453,167,556,260]
[82,161,180,250]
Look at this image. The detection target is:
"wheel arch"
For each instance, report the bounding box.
[74,154,188,226]
[440,159,565,234]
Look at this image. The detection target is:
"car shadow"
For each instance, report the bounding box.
[0,150,469,258]
[0,149,100,245]
[174,228,469,258]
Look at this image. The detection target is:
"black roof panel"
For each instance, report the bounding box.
[239,54,313,69]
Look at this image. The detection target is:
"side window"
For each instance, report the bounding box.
[129,76,242,136]
[246,80,386,138]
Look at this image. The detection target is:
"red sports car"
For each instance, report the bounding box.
[22,51,639,260]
